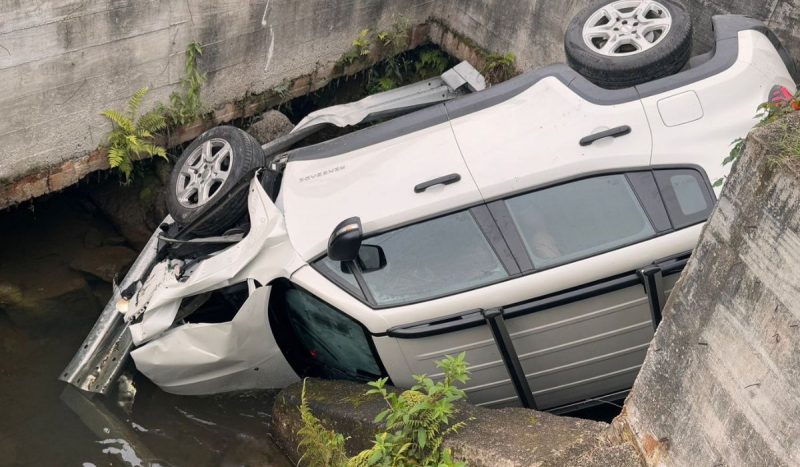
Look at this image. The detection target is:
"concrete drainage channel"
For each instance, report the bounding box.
[4,1,800,466]
[0,43,521,466]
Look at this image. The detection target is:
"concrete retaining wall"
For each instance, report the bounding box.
[619,115,800,466]
[3,0,800,207]
[0,0,437,204]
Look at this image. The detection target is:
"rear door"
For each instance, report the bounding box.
[446,76,653,200]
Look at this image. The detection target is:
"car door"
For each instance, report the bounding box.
[280,104,485,261]
[446,75,653,200]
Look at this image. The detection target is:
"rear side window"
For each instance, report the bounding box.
[504,174,656,268]
[358,210,508,306]
[654,169,714,228]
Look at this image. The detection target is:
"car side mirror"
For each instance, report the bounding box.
[357,244,386,272]
[328,217,362,262]
[339,244,386,274]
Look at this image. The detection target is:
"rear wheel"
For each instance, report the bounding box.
[565,0,692,89]
[166,126,266,235]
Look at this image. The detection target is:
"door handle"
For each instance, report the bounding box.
[414,173,461,193]
[579,125,631,146]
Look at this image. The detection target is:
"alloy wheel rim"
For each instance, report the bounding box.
[176,138,234,208]
[582,0,672,57]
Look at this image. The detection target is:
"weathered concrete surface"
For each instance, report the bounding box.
[618,114,800,466]
[271,378,642,466]
[4,0,800,209]
[0,0,438,207]
[438,0,800,71]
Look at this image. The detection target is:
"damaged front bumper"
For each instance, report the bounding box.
[61,176,302,395]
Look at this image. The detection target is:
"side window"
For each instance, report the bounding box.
[359,211,508,306]
[318,210,509,307]
[504,174,656,268]
[269,281,382,380]
[654,169,714,229]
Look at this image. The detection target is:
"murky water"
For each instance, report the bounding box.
[0,185,292,466]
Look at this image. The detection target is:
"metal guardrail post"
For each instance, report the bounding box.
[482,308,538,410]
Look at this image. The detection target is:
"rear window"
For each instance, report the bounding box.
[654,169,714,228]
[504,174,656,268]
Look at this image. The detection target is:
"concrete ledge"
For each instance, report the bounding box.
[271,378,643,466]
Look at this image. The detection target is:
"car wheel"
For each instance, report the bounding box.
[166,126,266,235]
[565,0,692,89]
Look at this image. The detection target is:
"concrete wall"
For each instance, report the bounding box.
[3,0,800,207]
[619,116,800,466]
[439,0,800,70]
[0,0,436,189]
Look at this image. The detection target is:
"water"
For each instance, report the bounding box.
[0,186,292,466]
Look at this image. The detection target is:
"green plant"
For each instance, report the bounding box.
[297,354,471,467]
[713,138,746,187]
[482,52,518,85]
[416,49,449,79]
[166,41,207,125]
[339,29,373,66]
[101,87,167,182]
[714,88,800,186]
[376,18,411,56]
[297,379,350,467]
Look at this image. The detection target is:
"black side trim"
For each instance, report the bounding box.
[414,173,461,193]
[386,309,485,338]
[639,265,665,329]
[579,125,631,146]
[471,206,521,275]
[486,200,534,272]
[482,308,538,410]
[626,171,672,233]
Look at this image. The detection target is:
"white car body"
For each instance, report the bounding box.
[65,16,797,412]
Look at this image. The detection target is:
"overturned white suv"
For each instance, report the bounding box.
[63,5,797,413]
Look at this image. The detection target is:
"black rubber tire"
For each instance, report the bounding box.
[166,126,266,236]
[565,0,692,89]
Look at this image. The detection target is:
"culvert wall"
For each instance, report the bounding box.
[3,0,800,208]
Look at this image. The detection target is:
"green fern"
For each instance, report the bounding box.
[100,86,167,182]
[165,41,208,125]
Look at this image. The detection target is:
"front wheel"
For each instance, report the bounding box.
[166,126,266,235]
[564,0,692,89]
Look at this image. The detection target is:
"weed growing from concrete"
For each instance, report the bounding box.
[339,29,373,67]
[297,353,471,467]
[715,90,800,187]
[297,379,350,467]
[482,52,518,84]
[163,41,208,126]
[101,87,167,182]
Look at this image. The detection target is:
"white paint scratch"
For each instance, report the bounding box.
[261,0,275,73]
[261,0,271,26]
[265,25,275,73]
